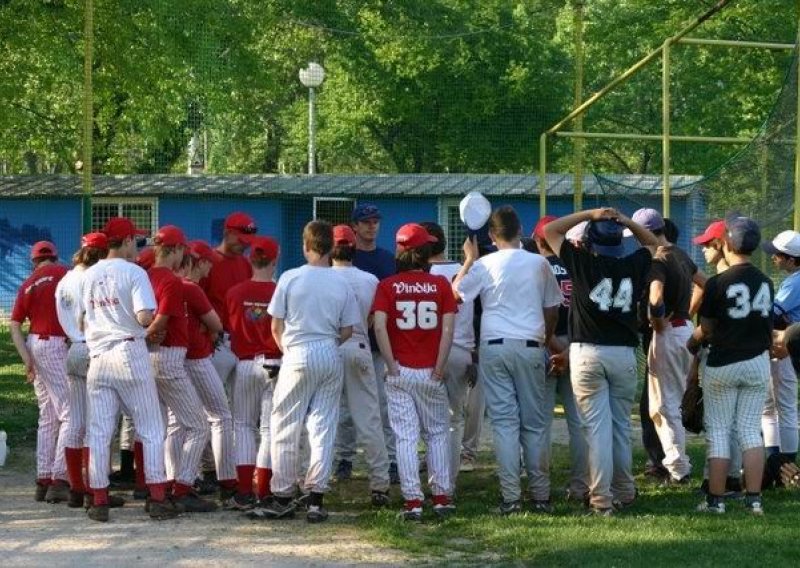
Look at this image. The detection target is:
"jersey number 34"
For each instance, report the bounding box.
[589,277,633,313]
[396,300,438,330]
[726,282,771,319]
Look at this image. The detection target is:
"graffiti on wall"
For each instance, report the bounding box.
[0,219,56,316]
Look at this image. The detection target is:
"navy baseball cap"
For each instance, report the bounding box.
[352,203,381,222]
[587,219,625,257]
[725,214,761,254]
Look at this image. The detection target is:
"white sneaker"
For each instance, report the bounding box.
[746,499,764,516]
[459,456,475,472]
[696,500,726,514]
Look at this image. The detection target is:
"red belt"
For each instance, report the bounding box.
[32,334,66,341]
[670,319,687,327]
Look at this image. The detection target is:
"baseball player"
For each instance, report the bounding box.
[179,240,238,500]
[373,223,457,520]
[223,236,282,511]
[455,206,563,515]
[54,232,109,507]
[531,216,590,502]
[147,225,216,512]
[10,241,71,503]
[335,203,398,485]
[329,224,390,505]
[687,216,773,515]
[419,221,476,492]
[264,220,359,523]
[633,208,706,486]
[761,230,800,485]
[83,216,178,521]
[543,208,657,516]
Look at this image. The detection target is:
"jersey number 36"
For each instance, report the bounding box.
[396,300,438,330]
[589,277,633,313]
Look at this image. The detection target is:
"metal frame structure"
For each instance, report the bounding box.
[539,0,800,227]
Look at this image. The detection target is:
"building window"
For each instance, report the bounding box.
[439,198,468,263]
[91,197,158,234]
[313,197,355,225]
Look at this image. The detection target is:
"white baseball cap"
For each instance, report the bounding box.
[762,230,800,257]
[459,192,492,230]
[566,221,588,243]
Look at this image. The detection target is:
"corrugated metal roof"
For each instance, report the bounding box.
[0,173,702,198]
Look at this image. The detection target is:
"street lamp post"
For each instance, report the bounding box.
[299,62,325,175]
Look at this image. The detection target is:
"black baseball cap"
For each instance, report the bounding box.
[587,219,625,257]
[724,214,761,254]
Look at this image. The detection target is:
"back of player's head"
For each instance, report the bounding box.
[75,233,108,267]
[303,220,333,256]
[331,225,357,262]
[488,206,521,242]
[587,219,625,257]
[248,236,279,268]
[30,241,58,265]
[663,218,679,244]
[395,223,436,272]
[103,217,148,250]
[520,237,539,254]
[419,222,446,256]
[724,215,761,255]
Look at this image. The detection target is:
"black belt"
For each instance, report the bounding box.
[487,338,540,348]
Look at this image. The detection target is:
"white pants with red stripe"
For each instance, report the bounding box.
[28,334,71,482]
[86,339,167,489]
[387,365,451,501]
[64,341,90,449]
[185,357,236,481]
[270,340,343,497]
[234,359,268,466]
[151,346,209,486]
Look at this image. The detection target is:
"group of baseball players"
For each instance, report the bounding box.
[9,195,799,523]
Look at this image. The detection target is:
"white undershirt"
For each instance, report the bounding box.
[430,261,475,350]
[332,265,378,347]
[56,266,87,342]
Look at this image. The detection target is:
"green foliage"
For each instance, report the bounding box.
[0,329,37,445]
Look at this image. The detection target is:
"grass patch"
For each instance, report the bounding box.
[0,328,38,446]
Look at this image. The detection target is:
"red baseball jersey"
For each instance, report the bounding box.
[183,279,215,360]
[11,263,69,336]
[372,271,457,368]
[226,280,281,360]
[201,252,252,332]
[148,266,188,348]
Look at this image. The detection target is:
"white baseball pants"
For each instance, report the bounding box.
[64,341,90,449]
[186,357,237,481]
[152,346,210,486]
[703,352,770,459]
[234,359,268,466]
[461,381,485,460]
[28,334,71,482]
[387,365,451,502]
[256,378,275,470]
[763,356,799,453]
[211,337,238,395]
[647,323,694,480]
[444,345,472,491]
[270,340,343,498]
[86,339,167,489]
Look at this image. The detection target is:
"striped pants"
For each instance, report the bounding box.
[233,359,268,466]
[64,342,90,449]
[86,339,166,489]
[270,340,343,497]
[28,334,71,482]
[703,352,770,459]
[388,365,451,501]
[185,357,237,481]
[152,346,210,485]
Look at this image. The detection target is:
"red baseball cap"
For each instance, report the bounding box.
[224,212,257,234]
[135,247,155,270]
[693,220,726,245]
[153,225,188,247]
[103,217,148,241]
[396,223,437,251]
[533,215,558,239]
[81,232,108,250]
[187,240,220,264]
[333,225,357,246]
[248,236,279,262]
[31,240,58,260]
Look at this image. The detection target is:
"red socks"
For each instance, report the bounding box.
[236,464,255,497]
[255,468,273,499]
[134,442,146,490]
[92,487,109,506]
[149,482,167,502]
[173,482,192,498]
[65,447,86,492]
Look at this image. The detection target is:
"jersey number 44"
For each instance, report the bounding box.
[589,277,633,313]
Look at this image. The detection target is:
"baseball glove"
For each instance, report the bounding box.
[681,356,704,434]
[780,461,800,488]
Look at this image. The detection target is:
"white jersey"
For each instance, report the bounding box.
[82,258,157,356]
[430,261,475,351]
[332,265,379,347]
[456,248,563,342]
[268,265,360,351]
[56,266,87,342]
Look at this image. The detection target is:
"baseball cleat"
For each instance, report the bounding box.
[294,492,310,510]
[246,497,276,520]
[587,507,615,517]
[459,456,476,473]
[223,493,255,511]
[529,499,553,514]
[696,500,726,514]
[175,491,218,513]
[261,498,296,519]
[87,504,110,523]
[306,505,329,523]
[84,493,126,509]
[68,490,86,508]
[370,490,390,508]
[147,499,182,520]
[34,482,49,502]
[496,500,522,516]
[45,480,70,504]
[744,494,765,516]
[401,499,423,522]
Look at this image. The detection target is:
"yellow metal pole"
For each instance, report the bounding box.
[662,39,671,218]
[540,133,548,216]
[546,0,732,135]
[679,37,795,50]
[573,0,585,212]
[82,0,94,233]
[556,131,751,143]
